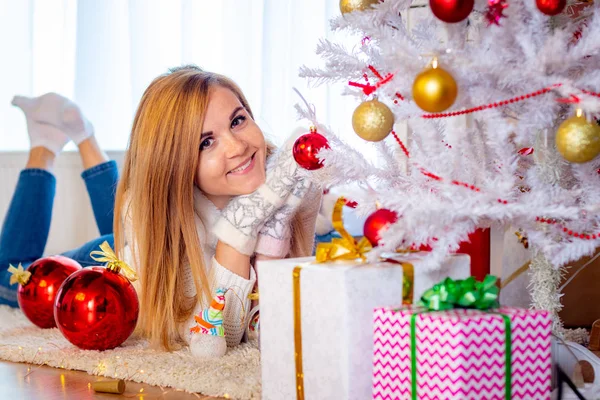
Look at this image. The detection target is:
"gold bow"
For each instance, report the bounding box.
[315,197,372,262]
[90,241,138,282]
[7,263,31,286]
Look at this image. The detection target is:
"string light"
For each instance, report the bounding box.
[5,343,232,399]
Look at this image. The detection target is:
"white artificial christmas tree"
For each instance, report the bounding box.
[297,0,600,324]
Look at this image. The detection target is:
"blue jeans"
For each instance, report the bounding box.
[0,161,117,307]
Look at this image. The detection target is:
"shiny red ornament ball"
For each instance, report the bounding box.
[54,267,139,351]
[292,130,330,170]
[16,256,82,329]
[430,0,474,23]
[364,209,399,246]
[536,0,566,15]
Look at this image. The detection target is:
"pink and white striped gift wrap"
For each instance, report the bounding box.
[372,307,552,400]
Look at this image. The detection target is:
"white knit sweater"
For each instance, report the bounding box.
[122,186,322,350]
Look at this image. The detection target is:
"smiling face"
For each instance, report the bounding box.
[195,86,267,208]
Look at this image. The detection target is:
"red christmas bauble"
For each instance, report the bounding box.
[54,267,139,351]
[16,256,82,329]
[292,130,330,170]
[536,0,566,15]
[364,209,399,246]
[429,0,474,23]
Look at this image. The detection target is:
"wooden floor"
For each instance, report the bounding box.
[2,353,597,399]
[0,361,223,400]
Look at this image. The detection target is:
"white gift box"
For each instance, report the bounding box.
[257,253,470,400]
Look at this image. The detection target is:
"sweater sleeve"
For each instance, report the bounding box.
[211,256,256,347]
[180,257,256,348]
[298,185,322,255]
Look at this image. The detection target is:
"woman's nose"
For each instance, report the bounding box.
[224,132,248,158]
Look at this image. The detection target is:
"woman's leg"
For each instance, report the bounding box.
[78,136,118,235]
[1,94,77,306]
[62,234,114,267]
[0,149,59,306]
[61,99,117,236]
[13,93,117,236]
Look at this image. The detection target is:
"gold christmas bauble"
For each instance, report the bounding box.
[352,99,395,142]
[340,0,380,14]
[556,113,600,163]
[412,66,458,113]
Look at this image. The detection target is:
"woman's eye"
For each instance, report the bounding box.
[231,115,247,129]
[200,137,214,151]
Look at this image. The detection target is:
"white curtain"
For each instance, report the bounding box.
[0,0,364,153]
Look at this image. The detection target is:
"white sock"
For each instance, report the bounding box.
[11,93,94,145]
[12,98,69,155]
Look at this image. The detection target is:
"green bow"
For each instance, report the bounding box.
[419,275,500,311]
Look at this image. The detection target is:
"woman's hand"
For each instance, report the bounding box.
[254,179,316,258]
[213,133,309,256]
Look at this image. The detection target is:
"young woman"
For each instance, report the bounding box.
[0,65,321,356]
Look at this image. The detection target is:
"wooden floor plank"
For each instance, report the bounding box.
[0,361,224,400]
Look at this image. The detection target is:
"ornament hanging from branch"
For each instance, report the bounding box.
[413,58,458,113]
[485,0,509,25]
[291,89,330,170]
[293,127,330,170]
[364,208,399,246]
[352,98,395,142]
[555,109,600,163]
[536,0,566,16]
[340,0,380,15]
[430,0,474,23]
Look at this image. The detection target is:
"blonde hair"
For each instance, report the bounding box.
[114,65,312,350]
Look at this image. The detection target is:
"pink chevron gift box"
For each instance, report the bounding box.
[372,307,552,400]
[257,254,470,400]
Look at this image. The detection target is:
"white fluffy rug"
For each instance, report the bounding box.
[0,305,261,399]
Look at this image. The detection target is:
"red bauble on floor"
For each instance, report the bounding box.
[54,267,139,351]
[429,0,474,23]
[292,128,330,170]
[16,256,82,329]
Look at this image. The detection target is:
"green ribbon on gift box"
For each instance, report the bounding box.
[410,275,512,400]
[419,275,500,311]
